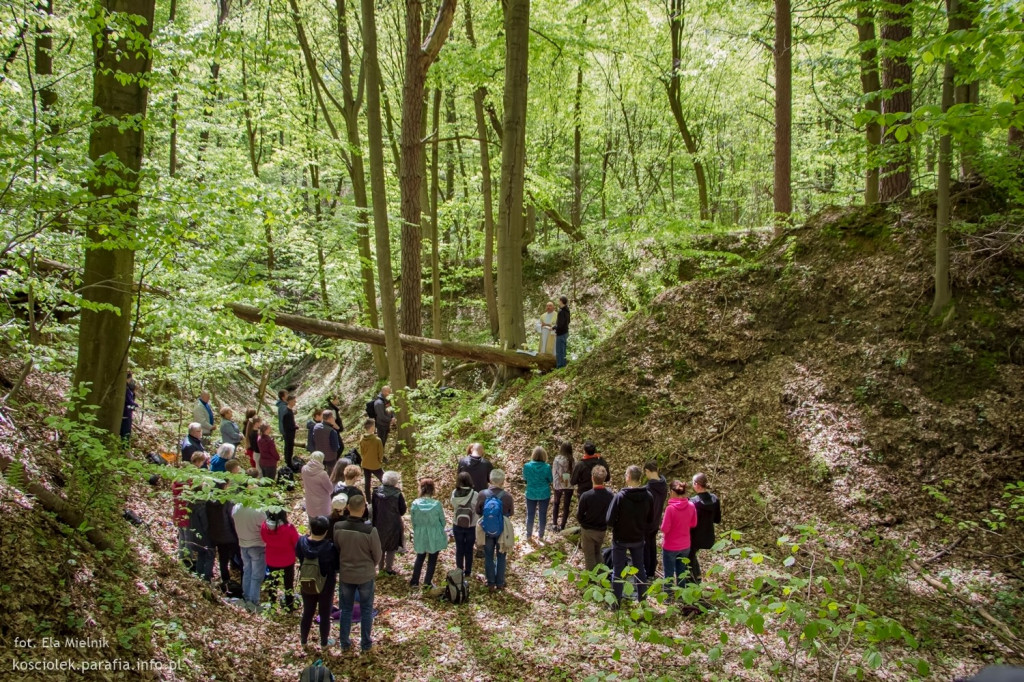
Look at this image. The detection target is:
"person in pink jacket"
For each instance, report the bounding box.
[261,510,300,610]
[302,451,335,520]
[660,480,698,591]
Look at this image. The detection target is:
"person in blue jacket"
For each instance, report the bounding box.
[522,446,553,542]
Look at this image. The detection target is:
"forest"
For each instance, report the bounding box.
[0,0,1023,678]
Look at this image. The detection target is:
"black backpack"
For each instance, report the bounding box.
[299,661,335,682]
[347,447,362,467]
[365,399,376,419]
[443,568,468,604]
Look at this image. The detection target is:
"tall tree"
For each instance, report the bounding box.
[665,0,710,221]
[773,0,792,224]
[429,87,443,383]
[398,0,456,387]
[496,0,530,359]
[361,0,412,449]
[930,0,957,316]
[464,0,498,339]
[879,0,912,202]
[856,1,882,204]
[34,0,56,132]
[72,0,156,435]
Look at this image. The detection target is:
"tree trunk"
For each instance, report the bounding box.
[666,0,710,221]
[168,0,179,175]
[34,0,56,132]
[496,0,530,362]
[228,304,555,370]
[429,87,444,384]
[879,0,912,202]
[773,0,792,225]
[72,0,155,436]
[196,0,230,163]
[949,0,979,180]
[361,0,412,450]
[398,0,456,388]
[572,58,584,231]
[930,0,956,317]
[856,3,882,205]
[1011,96,1024,151]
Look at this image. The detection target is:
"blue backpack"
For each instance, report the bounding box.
[481,492,505,537]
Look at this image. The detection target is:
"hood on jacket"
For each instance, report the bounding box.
[265,519,280,531]
[582,453,602,460]
[622,486,652,503]
[452,487,475,503]
[360,432,377,442]
[647,476,667,492]
[666,496,689,510]
[379,484,401,498]
[411,497,440,511]
[303,460,325,475]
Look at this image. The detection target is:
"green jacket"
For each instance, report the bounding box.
[410,497,447,554]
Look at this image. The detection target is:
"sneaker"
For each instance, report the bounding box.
[321,638,336,648]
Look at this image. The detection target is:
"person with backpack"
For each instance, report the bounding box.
[358,418,385,497]
[296,515,339,648]
[661,480,698,590]
[282,396,299,470]
[689,472,721,583]
[261,510,300,611]
[257,423,281,479]
[457,443,493,492]
[338,465,364,505]
[333,494,382,652]
[312,411,342,473]
[371,471,406,575]
[576,465,614,571]
[606,465,655,604]
[475,469,514,591]
[643,461,668,579]
[302,452,335,520]
[231,498,267,611]
[551,441,575,532]
[369,387,394,448]
[449,472,479,578]
[522,446,553,542]
[409,478,447,589]
[570,442,610,497]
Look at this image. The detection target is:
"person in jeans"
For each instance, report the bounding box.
[333,495,382,652]
[296,515,338,648]
[661,480,698,591]
[606,465,654,604]
[449,472,478,577]
[522,446,552,542]
[409,478,447,588]
[231,498,268,611]
[475,469,514,591]
[576,466,613,571]
[689,472,721,583]
[261,510,300,610]
[554,295,570,368]
[550,441,575,532]
[642,461,669,579]
[371,471,406,575]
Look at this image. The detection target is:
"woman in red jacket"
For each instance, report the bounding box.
[660,480,698,591]
[257,423,280,479]
[261,510,299,610]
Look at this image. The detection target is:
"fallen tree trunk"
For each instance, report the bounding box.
[228,303,556,371]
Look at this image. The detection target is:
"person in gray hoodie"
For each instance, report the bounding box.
[231,496,268,610]
[333,495,382,651]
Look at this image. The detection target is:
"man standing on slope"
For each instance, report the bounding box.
[457,443,494,492]
[334,494,382,652]
[192,390,215,444]
[606,465,655,605]
[642,461,668,579]
[372,386,396,448]
[554,295,571,369]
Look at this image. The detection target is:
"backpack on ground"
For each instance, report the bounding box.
[299,555,327,596]
[454,492,475,529]
[225,580,243,599]
[299,661,334,682]
[481,491,504,537]
[365,399,377,420]
[444,568,468,604]
[347,447,362,467]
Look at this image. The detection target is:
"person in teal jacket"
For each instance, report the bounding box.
[409,478,447,588]
[522,446,553,541]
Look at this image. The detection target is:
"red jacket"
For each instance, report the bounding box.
[660,497,698,552]
[258,434,280,469]
[261,521,300,568]
[172,480,191,528]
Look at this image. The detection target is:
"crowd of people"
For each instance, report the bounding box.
[171,389,721,653]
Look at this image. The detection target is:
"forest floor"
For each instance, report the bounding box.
[1,199,1023,681]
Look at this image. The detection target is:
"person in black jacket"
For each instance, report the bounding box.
[642,461,668,579]
[554,295,570,368]
[372,387,395,447]
[606,465,654,603]
[296,515,340,648]
[282,396,298,469]
[206,483,240,593]
[689,472,721,583]
[457,443,493,492]
[569,442,610,496]
[576,466,614,571]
